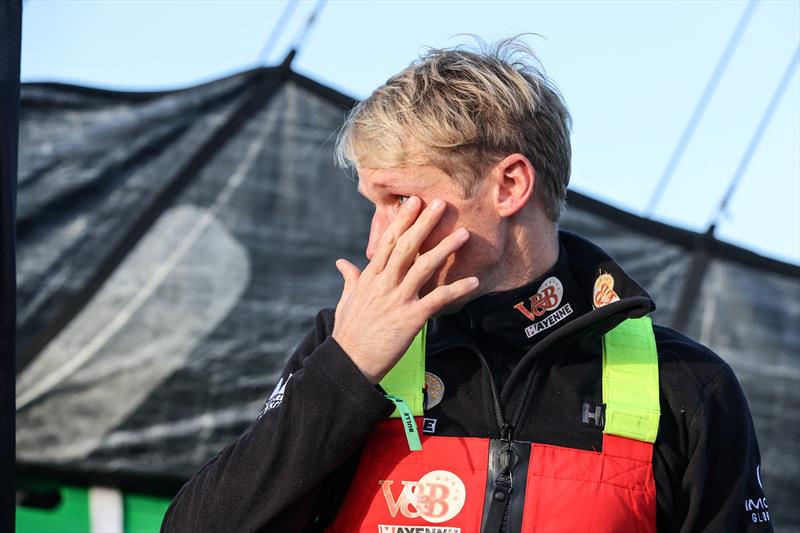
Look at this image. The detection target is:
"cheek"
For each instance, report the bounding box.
[419,205,460,254]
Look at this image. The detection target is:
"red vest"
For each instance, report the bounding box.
[329,318,659,533]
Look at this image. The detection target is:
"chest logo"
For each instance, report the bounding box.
[379,470,466,523]
[514,277,573,338]
[592,273,620,308]
[424,372,445,410]
[513,276,563,320]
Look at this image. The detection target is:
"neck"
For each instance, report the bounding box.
[435,210,559,317]
[482,211,559,296]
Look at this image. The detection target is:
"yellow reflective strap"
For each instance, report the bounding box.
[379,323,426,418]
[602,316,660,443]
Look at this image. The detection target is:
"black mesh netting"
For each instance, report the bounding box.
[15,68,800,529]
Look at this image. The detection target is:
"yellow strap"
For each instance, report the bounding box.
[379,324,426,418]
[602,316,660,443]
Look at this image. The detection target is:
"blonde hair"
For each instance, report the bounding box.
[335,37,572,221]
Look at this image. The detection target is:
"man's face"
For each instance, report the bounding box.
[357,165,503,298]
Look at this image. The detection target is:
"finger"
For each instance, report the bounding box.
[416,276,480,317]
[382,198,446,279]
[336,259,361,298]
[400,227,470,295]
[366,196,421,274]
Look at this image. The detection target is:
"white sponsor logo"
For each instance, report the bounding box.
[524,303,574,338]
[379,470,466,523]
[377,526,461,533]
[258,374,292,418]
[422,418,437,434]
[745,466,770,524]
[745,498,768,511]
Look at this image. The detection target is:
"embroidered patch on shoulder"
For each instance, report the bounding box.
[424,372,445,410]
[592,272,620,308]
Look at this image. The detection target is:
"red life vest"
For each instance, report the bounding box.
[329,317,660,533]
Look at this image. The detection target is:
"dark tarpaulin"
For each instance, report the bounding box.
[1,2,22,532]
[14,68,800,529]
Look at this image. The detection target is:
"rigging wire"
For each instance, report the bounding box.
[257,0,300,65]
[645,0,758,217]
[707,43,800,230]
[288,0,327,55]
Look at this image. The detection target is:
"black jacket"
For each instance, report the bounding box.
[162,232,773,532]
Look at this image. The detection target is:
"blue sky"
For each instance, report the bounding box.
[21,0,800,264]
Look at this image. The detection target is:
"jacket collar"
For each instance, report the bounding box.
[427,231,655,354]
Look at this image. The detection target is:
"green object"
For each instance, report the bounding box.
[602,316,661,443]
[16,478,174,533]
[384,394,423,451]
[379,324,426,418]
[124,492,173,532]
[16,484,90,533]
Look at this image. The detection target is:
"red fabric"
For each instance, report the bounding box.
[329,418,488,532]
[330,424,656,532]
[521,434,656,532]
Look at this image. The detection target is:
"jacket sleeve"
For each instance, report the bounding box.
[161,309,394,533]
[675,363,774,533]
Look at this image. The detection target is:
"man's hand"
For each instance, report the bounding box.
[332,196,479,384]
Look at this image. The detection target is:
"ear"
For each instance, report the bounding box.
[491,153,535,217]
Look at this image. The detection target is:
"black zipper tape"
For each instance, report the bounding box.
[481,438,531,533]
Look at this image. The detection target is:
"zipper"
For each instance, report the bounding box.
[474,351,517,533]
[474,349,505,430]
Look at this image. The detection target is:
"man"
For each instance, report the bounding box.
[162,40,772,532]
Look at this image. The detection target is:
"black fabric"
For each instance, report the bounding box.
[14,70,799,528]
[162,233,772,532]
[455,244,594,370]
[15,72,372,477]
[0,2,21,532]
[481,439,530,533]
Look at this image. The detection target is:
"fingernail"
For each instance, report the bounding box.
[405,196,419,208]
[430,199,444,210]
[468,277,479,288]
[456,227,469,239]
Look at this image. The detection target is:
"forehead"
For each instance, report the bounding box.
[356,166,446,194]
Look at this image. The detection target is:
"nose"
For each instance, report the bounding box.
[366,210,388,261]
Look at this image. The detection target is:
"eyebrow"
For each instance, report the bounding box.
[356,180,392,197]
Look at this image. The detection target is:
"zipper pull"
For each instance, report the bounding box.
[492,430,518,501]
[482,425,517,532]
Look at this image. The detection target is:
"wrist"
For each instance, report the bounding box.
[331,333,384,384]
